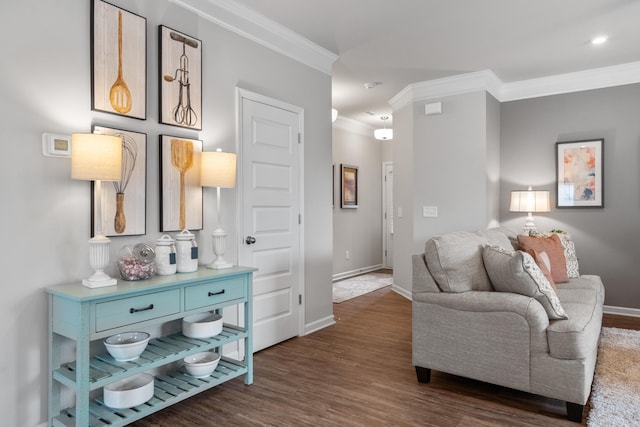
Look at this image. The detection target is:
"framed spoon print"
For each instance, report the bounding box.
[159,25,203,130]
[91,0,147,120]
[160,135,203,232]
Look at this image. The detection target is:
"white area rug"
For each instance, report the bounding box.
[588,327,640,426]
[332,272,393,303]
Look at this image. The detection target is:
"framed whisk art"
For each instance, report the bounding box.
[159,135,203,232]
[159,26,203,130]
[91,126,147,236]
[91,0,147,119]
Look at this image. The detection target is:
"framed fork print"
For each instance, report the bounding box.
[91,0,147,119]
[159,25,203,130]
[556,139,604,208]
[160,135,203,231]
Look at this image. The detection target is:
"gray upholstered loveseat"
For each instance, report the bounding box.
[412,228,604,423]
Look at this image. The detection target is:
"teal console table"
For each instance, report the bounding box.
[46,267,255,427]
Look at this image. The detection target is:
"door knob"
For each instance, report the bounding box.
[245,236,256,245]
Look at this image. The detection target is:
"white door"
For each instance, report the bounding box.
[238,89,303,352]
[383,162,394,268]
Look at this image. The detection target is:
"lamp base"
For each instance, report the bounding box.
[523,213,538,235]
[207,228,233,270]
[82,275,118,288]
[82,235,118,288]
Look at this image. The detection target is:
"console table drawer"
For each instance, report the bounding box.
[185,277,245,311]
[95,289,180,332]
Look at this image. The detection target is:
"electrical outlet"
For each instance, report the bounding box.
[345,250,350,260]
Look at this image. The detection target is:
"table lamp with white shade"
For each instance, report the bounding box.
[509,186,550,235]
[71,133,122,288]
[200,149,237,269]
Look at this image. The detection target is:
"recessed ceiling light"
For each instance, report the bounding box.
[364,82,382,89]
[591,35,608,45]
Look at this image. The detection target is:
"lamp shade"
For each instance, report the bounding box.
[510,188,550,213]
[374,128,393,140]
[71,133,122,181]
[200,151,237,188]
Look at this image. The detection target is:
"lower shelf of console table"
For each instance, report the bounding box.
[47,267,256,427]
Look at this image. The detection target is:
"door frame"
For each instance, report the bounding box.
[235,87,306,338]
[382,161,393,269]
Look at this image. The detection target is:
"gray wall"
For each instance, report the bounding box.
[0,1,332,424]
[393,91,501,293]
[500,83,640,309]
[332,126,386,276]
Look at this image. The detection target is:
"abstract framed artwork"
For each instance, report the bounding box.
[341,164,358,208]
[160,135,203,231]
[91,0,146,119]
[556,139,604,208]
[159,25,203,130]
[92,126,147,237]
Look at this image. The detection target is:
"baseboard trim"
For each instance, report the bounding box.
[333,264,384,282]
[392,284,412,301]
[304,314,336,335]
[603,305,640,318]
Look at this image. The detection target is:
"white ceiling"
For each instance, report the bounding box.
[232,0,640,128]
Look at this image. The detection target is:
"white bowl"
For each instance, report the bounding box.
[183,351,221,378]
[103,373,154,409]
[104,332,150,361]
[182,313,223,338]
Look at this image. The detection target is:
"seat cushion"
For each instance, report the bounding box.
[546,286,603,359]
[425,230,512,293]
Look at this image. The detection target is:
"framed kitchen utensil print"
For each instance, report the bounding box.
[160,135,203,231]
[91,0,146,119]
[159,26,203,130]
[92,126,147,237]
[556,138,604,208]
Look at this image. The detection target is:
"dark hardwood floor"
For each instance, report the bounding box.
[132,287,640,427]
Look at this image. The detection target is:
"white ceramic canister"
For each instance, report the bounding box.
[155,235,177,275]
[175,229,198,273]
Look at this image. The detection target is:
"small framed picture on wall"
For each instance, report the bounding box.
[556,138,604,208]
[341,164,358,208]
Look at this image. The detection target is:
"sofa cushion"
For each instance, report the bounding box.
[482,245,567,320]
[554,233,580,278]
[517,234,569,283]
[425,230,512,293]
[546,290,602,360]
[524,249,556,290]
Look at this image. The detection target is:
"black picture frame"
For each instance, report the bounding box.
[91,126,147,237]
[91,0,147,120]
[341,164,358,208]
[159,135,203,231]
[159,25,203,130]
[556,139,604,208]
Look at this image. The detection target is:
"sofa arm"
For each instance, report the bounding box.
[413,291,550,331]
[412,291,550,392]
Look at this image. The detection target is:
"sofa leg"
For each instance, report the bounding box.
[415,366,431,383]
[566,402,583,423]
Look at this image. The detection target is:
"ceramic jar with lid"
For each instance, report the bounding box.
[155,235,177,276]
[175,229,198,273]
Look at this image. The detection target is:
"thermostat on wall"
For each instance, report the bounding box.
[42,133,71,157]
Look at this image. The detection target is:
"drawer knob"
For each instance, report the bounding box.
[130,304,154,314]
[208,290,225,297]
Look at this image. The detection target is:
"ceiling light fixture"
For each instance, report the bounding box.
[374,116,393,140]
[364,82,381,89]
[591,35,608,45]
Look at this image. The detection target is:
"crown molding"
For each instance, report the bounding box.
[390,62,640,110]
[499,61,640,101]
[389,70,502,111]
[333,115,375,138]
[168,0,338,75]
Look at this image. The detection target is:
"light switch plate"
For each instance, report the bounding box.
[423,206,438,217]
[42,133,71,157]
